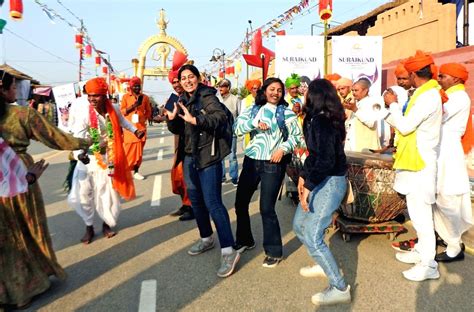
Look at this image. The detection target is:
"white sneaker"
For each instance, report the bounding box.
[133,172,145,180]
[402,263,440,282]
[300,265,326,278]
[311,285,351,306]
[395,251,421,264]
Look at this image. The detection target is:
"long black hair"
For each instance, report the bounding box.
[255,77,287,106]
[0,70,15,120]
[303,78,346,141]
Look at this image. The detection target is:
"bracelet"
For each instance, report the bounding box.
[26,172,37,185]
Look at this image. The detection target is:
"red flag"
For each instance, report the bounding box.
[242,29,275,80]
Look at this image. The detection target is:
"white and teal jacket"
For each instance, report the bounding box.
[234,103,303,160]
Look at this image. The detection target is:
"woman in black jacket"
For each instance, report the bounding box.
[292,79,351,306]
[166,64,239,278]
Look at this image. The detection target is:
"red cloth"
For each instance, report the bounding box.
[171,162,191,206]
[439,63,469,82]
[168,70,179,84]
[129,76,142,87]
[462,113,474,155]
[85,77,108,95]
[106,100,136,200]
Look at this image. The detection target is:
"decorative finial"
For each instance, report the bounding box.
[157,9,168,36]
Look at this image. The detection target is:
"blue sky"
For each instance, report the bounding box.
[0,0,391,102]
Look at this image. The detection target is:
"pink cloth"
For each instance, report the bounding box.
[0,137,28,197]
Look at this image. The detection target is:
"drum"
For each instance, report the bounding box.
[340,151,407,223]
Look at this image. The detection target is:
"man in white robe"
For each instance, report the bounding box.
[68,78,143,244]
[382,51,442,282]
[433,63,473,262]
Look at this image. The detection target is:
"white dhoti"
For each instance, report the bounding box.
[68,159,121,227]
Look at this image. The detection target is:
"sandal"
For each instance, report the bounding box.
[392,238,418,252]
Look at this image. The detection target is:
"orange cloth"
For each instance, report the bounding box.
[439,63,469,82]
[245,79,261,92]
[171,162,191,206]
[124,141,145,169]
[106,99,136,200]
[462,113,474,155]
[404,50,437,78]
[324,73,341,81]
[120,92,152,143]
[85,77,108,95]
[394,62,409,77]
[168,70,179,83]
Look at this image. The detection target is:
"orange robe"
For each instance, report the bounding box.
[120,92,152,169]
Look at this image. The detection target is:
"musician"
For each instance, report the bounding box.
[382,50,442,282]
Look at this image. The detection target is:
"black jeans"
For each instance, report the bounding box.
[235,156,286,258]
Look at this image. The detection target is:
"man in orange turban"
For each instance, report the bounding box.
[68,77,144,244]
[432,62,473,263]
[120,76,152,180]
[394,62,411,91]
[241,79,262,148]
[382,50,443,281]
[324,73,342,87]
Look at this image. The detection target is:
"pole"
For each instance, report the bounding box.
[79,19,84,81]
[222,50,226,79]
[261,54,265,82]
[246,28,249,81]
[463,0,469,46]
[323,20,328,76]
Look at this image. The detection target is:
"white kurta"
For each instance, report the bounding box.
[434,88,473,252]
[385,88,442,204]
[68,104,137,227]
[345,96,381,152]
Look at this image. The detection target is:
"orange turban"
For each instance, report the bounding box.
[324,73,342,81]
[129,76,141,87]
[404,50,435,73]
[394,62,409,77]
[168,70,179,84]
[245,79,262,92]
[439,63,469,82]
[85,77,108,95]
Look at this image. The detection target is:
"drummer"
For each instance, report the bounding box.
[382,50,442,282]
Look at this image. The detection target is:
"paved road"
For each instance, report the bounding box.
[24,124,474,311]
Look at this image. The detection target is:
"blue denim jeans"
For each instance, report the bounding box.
[235,156,286,258]
[222,135,239,182]
[183,156,235,248]
[293,175,347,290]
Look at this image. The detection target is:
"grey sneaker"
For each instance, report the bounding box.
[311,285,351,306]
[217,250,240,278]
[187,238,215,256]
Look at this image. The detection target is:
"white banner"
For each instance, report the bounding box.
[53,83,76,131]
[331,36,382,96]
[275,35,324,82]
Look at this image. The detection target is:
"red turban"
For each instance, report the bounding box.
[129,76,141,87]
[324,73,342,81]
[245,79,262,92]
[168,70,179,84]
[394,62,409,77]
[439,63,469,82]
[85,77,108,95]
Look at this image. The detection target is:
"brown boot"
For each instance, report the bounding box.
[81,225,95,244]
[102,222,117,238]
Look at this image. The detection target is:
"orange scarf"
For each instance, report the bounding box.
[105,100,136,200]
[445,84,474,155]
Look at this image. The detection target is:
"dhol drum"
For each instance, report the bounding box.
[340,151,407,223]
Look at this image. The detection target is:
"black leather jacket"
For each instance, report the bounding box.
[167,84,230,169]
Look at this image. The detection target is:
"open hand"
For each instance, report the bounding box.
[166,102,179,120]
[28,159,49,180]
[270,149,285,163]
[178,102,197,125]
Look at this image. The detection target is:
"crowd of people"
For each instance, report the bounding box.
[0,49,473,308]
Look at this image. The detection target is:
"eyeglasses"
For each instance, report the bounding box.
[219,84,229,88]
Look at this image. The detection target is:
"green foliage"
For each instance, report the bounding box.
[237,86,250,99]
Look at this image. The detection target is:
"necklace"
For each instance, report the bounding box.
[88,105,115,175]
